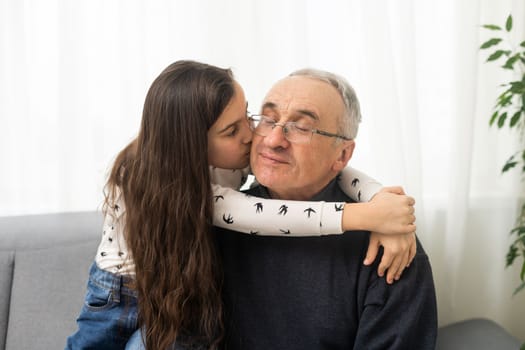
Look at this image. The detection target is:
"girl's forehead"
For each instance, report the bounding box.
[212,84,247,130]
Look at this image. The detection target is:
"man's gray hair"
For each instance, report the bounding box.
[289,68,361,140]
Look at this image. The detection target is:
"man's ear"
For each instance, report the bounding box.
[332,140,355,172]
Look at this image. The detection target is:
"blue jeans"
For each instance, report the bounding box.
[125,330,207,350]
[65,262,138,349]
[125,329,145,350]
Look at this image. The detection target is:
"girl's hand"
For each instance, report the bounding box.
[364,231,417,284]
[341,186,416,234]
[366,186,416,235]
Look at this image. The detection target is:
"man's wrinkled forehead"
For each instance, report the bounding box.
[261,77,326,121]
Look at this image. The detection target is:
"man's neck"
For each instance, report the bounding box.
[266,177,340,201]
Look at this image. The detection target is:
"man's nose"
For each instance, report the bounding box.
[263,123,289,148]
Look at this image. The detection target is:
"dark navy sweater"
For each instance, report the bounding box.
[215,179,437,349]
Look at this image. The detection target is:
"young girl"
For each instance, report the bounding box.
[66,60,416,350]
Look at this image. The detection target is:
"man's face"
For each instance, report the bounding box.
[250,76,355,200]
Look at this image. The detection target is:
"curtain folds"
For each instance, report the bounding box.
[1,0,524,341]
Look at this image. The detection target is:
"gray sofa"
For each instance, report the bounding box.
[0,212,522,350]
[0,212,101,350]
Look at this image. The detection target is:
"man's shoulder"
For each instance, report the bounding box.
[245,180,354,203]
[311,179,354,203]
[243,185,266,198]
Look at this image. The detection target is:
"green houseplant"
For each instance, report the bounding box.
[480,14,525,296]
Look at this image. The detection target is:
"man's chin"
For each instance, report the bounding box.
[251,168,281,187]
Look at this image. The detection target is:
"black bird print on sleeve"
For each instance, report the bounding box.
[278,205,288,215]
[223,214,234,224]
[304,207,316,218]
[214,195,224,202]
[255,202,263,213]
[280,229,291,234]
[357,190,361,202]
[334,204,344,212]
[351,177,359,187]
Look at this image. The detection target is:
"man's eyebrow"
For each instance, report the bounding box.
[261,102,278,111]
[296,109,319,121]
[262,102,319,121]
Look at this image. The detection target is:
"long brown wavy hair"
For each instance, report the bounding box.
[104,60,235,349]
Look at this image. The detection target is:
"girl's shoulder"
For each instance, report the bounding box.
[209,166,250,189]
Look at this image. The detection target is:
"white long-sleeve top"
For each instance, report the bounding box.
[95,166,382,275]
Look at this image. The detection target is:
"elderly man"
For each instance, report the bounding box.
[215,69,437,349]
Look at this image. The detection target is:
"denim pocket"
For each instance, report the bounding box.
[84,279,116,311]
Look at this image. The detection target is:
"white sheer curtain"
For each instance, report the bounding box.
[1,0,524,340]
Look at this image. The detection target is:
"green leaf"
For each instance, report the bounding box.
[521,150,525,162]
[502,154,516,173]
[497,87,512,99]
[503,54,521,69]
[506,245,518,266]
[510,110,522,127]
[506,15,513,31]
[480,38,502,49]
[497,112,507,127]
[487,50,503,62]
[482,24,501,30]
[497,95,512,107]
[521,259,525,281]
[520,41,525,48]
[490,111,498,126]
[520,340,525,350]
[510,81,525,94]
[510,226,525,235]
[514,280,525,296]
[487,50,506,61]
[502,161,518,172]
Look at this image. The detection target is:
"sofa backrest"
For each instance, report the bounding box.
[0,212,102,350]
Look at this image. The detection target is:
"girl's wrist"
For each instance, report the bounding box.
[342,202,373,231]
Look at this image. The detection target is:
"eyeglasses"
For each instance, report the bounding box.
[247,114,352,144]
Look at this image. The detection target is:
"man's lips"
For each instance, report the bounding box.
[258,151,289,164]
